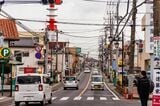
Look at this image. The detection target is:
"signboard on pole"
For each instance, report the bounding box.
[152,68,160,106]
[153,36,160,106]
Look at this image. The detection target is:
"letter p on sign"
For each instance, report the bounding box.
[1,48,11,58]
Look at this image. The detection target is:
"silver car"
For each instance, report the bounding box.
[63,76,79,90]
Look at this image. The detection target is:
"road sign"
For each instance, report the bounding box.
[1,48,11,58]
[35,45,42,52]
[35,52,42,59]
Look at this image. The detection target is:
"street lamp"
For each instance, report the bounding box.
[114,41,119,49]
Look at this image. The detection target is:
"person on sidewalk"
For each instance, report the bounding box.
[134,71,150,106]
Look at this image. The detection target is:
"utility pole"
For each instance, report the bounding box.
[153,0,160,37]
[128,0,137,99]
[101,37,104,72]
[108,11,114,82]
[55,30,58,81]
[152,0,160,81]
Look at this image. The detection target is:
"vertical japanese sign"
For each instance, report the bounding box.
[152,37,160,106]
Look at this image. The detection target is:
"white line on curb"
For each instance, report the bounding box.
[104,83,120,100]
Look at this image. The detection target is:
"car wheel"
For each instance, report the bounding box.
[76,86,79,90]
[40,98,45,106]
[48,94,52,104]
[15,102,20,106]
[25,102,29,105]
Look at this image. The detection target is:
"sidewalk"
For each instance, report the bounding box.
[0,91,13,103]
[104,74,153,100]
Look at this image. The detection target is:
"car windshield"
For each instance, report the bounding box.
[65,77,76,81]
[92,76,102,82]
[17,76,41,84]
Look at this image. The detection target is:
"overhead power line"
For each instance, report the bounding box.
[84,0,132,3]
[61,33,99,38]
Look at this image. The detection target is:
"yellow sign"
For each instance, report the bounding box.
[0,48,3,58]
[118,59,125,66]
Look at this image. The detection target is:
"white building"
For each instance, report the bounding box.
[143,0,154,54]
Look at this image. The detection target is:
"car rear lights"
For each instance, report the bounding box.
[39,84,43,91]
[15,85,19,91]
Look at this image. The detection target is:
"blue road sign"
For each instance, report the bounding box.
[35,52,42,59]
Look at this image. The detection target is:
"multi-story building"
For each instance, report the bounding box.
[140,1,154,71]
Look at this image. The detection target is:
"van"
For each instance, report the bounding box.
[14,73,52,106]
[91,74,104,90]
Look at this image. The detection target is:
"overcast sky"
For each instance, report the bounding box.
[1,0,146,59]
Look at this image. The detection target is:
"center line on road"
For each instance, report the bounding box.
[100,97,107,100]
[60,97,69,101]
[78,73,91,97]
[87,97,94,100]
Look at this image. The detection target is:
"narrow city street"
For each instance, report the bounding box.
[0,72,151,106]
[0,0,159,106]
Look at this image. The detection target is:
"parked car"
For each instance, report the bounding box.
[91,74,104,90]
[63,76,79,90]
[14,73,52,106]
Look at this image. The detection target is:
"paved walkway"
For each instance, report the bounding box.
[103,74,153,100]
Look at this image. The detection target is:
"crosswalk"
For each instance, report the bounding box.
[51,96,120,101]
[7,96,120,106]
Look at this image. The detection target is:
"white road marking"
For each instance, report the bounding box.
[0,97,6,100]
[104,83,120,100]
[100,97,107,100]
[73,96,82,100]
[52,97,57,100]
[112,97,120,100]
[87,97,94,100]
[60,97,69,101]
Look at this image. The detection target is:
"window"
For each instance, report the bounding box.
[65,77,76,81]
[150,29,154,34]
[23,51,29,57]
[17,76,41,84]
[150,21,153,26]
[150,13,153,18]
[91,76,103,82]
[14,51,22,62]
[43,77,50,84]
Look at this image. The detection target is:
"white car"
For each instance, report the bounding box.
[91,74,104,90]
[63,76,79,90]
[84,68,91,73]
[14,73,52,106]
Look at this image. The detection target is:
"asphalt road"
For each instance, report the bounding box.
[1,72,152,106]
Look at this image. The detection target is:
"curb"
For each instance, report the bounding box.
[102,73,123,98]
[0,97,13,103]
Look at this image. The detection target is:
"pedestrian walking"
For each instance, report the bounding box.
[134,71,150,106]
